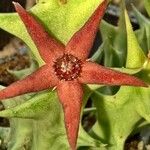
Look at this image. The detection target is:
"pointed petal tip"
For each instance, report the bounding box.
[12,1,24,13]
[133,82,147,88]
[138,82,149,88]
[12,1,20,8]
[71,145,76,150]
[102,0,108,5]
[100,0,108,9]
[127,76,149,88]
[12,1,17,5]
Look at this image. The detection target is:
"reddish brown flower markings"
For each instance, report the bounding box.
[57,81,83,150]
[78,62,148,87]
[65,0,107,60]
[13,2,65,64]
[53,54,82,81]
[0,64,59,100]
[0,1,148,150]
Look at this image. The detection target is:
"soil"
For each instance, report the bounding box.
[0,54,30,86]
[0,38,30,130]
[0,40,30,150]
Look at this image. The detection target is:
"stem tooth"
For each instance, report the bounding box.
[52,86,57,91]
[86,59,91,62]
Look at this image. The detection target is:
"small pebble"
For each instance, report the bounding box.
[138,141,144,150]
[146,145,150,150]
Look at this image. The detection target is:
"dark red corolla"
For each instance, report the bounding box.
[0,1,147,149]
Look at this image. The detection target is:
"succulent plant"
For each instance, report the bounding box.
[0,0,149,150]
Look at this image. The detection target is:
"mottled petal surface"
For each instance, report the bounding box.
[65,0,107,60]
[14,2,65,63]
[57,81,83,150]
[0,64,58,100]
[79,61,147,87]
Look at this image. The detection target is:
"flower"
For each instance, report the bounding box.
[0,1,147,149]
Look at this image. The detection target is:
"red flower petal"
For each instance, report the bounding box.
[0,64,58,100]
[65,0,107,60]
[78,61,148,87]
[13,2,65,64]
[57,81,83,150]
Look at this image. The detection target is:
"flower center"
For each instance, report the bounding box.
[53,54,82,81]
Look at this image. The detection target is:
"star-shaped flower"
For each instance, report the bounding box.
[0,1,148,149]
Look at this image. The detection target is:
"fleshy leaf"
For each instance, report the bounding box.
[103,39,121,67]
[124,8,146,68]
[0,90,70,150]
[136,27,150,54]
[91,41,104,63]
[100,2,127,67]
[0,127,10,148]
[90,86,150,149]
[0,13,44,66]
[136,60,150,84]
[78,125,105,148]
[8,60,38,80]
[0,91,56,119]
[112,67,142,75]
[78,86,105,148]
[144,0,150,16]
[133,5,150,52]
[100,20,118,45]
[132,5,150,27]
[0,86,33,150]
